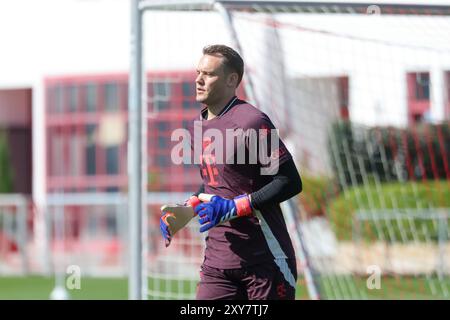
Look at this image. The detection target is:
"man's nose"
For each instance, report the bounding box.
[196,74,204,84]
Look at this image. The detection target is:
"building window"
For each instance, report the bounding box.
[54,85,64,113]
[157,121,169,132]
[120,82,128,111]
[106,186,119,193]
[157,154,169,167]
[69,85,78,112]
[182,81,197,110]
[69,131,82,175]
[105,82,119,112]
[106,145,119,175]
[414,73,430,100]
[338,76,349,120]
[51,132,64,175]
[86,83,97,112]
[85,124,96,175]
[153,81,171,111]
[158,136,168,148]
[407,72,431,125]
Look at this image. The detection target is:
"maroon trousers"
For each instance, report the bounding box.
[196,260,297,300]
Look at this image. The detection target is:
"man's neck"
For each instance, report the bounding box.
[206,95,236,120]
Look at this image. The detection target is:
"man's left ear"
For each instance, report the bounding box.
[227,73,238,87]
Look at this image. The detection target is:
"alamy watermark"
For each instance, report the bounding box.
[66,265,81,290]
[366,265,381,290]
[170,121,282,175]
[366,5,381,15]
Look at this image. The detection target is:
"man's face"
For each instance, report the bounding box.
[195,54,230,105]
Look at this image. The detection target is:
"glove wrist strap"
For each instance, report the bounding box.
[186,196,201,210]
[234,194,253,217]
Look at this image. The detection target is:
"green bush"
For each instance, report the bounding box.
[327,121,368,188]
[298,175,338,218]
[0,130,13,193]
[327,181,450,241]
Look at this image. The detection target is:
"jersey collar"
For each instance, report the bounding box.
[200,96,238,120]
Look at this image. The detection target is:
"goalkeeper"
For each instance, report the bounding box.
[160,44,302,300]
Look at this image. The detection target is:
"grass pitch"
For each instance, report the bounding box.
[0,275,448,300]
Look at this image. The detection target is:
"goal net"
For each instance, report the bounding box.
[140,1,450,299]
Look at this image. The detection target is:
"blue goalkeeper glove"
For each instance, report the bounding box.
[194,194,253,233]
[160,212,172,247]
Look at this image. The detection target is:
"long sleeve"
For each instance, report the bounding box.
[250,158,302,210]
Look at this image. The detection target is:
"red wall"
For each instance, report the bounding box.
[0,89,32,126]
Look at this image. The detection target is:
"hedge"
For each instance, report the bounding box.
[327,180,450,241]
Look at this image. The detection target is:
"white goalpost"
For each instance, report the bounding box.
[130,0,450,300]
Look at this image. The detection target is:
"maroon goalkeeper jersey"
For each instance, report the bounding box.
[188,96,296,270]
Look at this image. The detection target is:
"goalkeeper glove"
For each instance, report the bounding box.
[160,195,201,247]
[159,212,172,246]
[194,194,253,233]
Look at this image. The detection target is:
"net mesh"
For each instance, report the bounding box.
[143,2,450,299]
